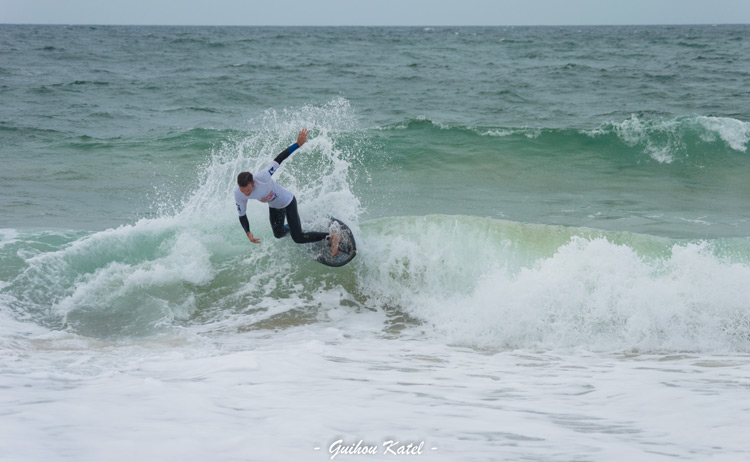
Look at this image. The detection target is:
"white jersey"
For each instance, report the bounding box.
[234,161,294,217]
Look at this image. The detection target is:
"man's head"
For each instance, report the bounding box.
[237,172,254,196]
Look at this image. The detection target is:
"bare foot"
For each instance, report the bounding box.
[330,232,341,256]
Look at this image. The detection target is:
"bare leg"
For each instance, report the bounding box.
[330,232,341,256]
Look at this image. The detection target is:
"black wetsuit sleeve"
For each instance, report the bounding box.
[239,215,250,233]
[273,143,299,165]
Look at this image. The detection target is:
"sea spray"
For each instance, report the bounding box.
[1,100,366,338]
[178,98,362,231]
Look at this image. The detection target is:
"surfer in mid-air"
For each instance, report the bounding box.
[234,129,341,255]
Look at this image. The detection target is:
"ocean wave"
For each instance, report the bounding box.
[3,213,750,352]
[161,106,220,114]
[357,215,750,352]
[0,218,223,337]
[378,117,454,131]
[591,115,750,163]
[0,123,64,138]
[376,115,750,164]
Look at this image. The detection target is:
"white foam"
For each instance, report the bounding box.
[55,230,212,315]
[357,216,750,352]
[482,127,541,138]
[698,116,750,152]
[481,128,515,137]
[0,228,19,249]
[613,115,680,163]
[601,114,750,163]
[2,323,750,462]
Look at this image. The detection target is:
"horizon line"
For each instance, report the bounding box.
[2,22,749,28]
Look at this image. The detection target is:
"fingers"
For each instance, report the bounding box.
[298,128,309,144]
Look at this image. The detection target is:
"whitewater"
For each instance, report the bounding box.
[2,25,750,461]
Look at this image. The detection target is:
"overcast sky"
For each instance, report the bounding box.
[2,0,750,26]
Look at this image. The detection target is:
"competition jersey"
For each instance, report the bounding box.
[234,161,295,216]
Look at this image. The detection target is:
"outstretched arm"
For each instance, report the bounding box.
[238,215,261,244]
[274,129,309,165]
[236,197,261,244]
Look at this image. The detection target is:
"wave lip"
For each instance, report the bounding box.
[696,116,750,152]
[596,114,750,163]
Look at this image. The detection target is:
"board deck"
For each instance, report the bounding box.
[315,218,357,267]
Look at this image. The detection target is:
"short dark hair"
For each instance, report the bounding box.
[237,172,253,187]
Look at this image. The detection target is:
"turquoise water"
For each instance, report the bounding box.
[2,24,750,462]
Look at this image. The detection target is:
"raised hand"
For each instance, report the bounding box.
[297,128,309,147]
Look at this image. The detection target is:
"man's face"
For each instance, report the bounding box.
[239,182,254,196]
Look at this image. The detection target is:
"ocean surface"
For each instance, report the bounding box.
[2,24,750,461]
